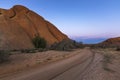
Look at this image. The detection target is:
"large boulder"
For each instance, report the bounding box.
[0,5,68,50]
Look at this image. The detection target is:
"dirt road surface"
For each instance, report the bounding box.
[0,48,120,80]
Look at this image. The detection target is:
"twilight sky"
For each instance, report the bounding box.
[0,0,120,43]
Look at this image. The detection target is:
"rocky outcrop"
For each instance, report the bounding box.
[0,5,68,50]
[100,37,120,47]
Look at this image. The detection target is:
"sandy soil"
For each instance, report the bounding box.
[89,48,120,80]
[0,48,120,80]
[0,50,79,75]
[52,48,120,80]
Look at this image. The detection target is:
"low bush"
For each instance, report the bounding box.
[116,47,120,51]
[32,35,47,49]
[21,49,36,53]
[0,50,9,63]
[102,53,115,72]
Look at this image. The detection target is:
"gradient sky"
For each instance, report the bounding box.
[0,0,120,43]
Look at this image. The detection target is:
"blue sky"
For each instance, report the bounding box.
[0,0,120,43]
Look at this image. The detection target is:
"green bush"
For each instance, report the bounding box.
[32,35,47,49]
[0,50,9,63]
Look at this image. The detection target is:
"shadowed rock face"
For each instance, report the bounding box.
[0,5,68,50]
[100,37,120,47]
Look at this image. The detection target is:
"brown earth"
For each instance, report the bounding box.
[0,5,68,50]
[0,48,120,80]
[0,49,81,76]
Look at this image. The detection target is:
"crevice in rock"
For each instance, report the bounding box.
[9,9,16,19]
[26,10,30,14]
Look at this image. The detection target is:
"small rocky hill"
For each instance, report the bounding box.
[99,37,120,47]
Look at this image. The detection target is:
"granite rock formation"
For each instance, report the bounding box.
[0,5,68,50]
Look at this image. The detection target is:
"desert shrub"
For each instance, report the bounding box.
[21,49,36,53]
[116,47,120,51]
[0,50,9,63]
[90,44,110,49]
[103,54,113,63]
[37,48,47,52]
[102,53,115,72]
[32,35,47,49]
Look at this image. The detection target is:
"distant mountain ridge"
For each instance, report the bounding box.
[0,5,68,50]
[73,37,106,44]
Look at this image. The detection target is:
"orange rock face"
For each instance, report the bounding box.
[0,5,68,50]
[101,37,120,47]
